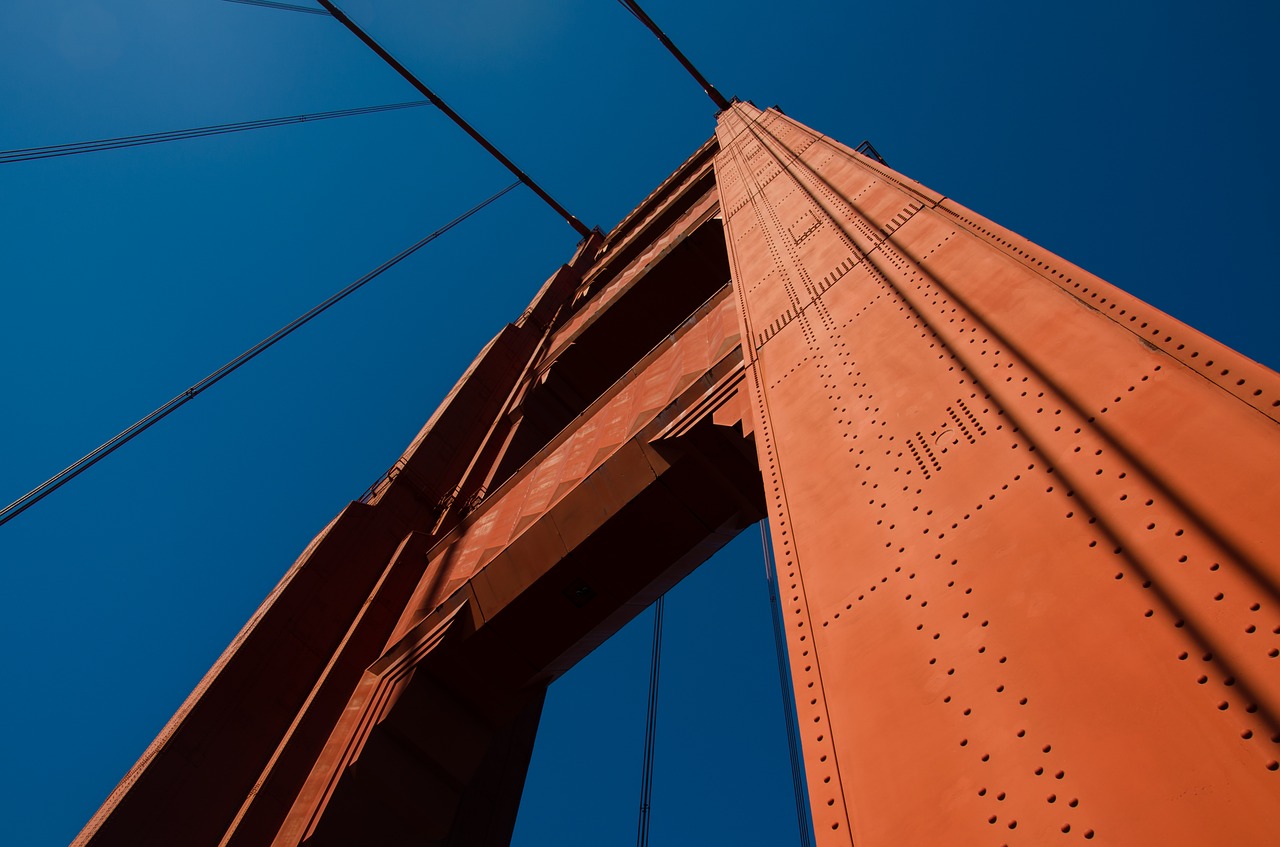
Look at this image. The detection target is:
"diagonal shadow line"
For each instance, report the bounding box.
[736,111,1280,735]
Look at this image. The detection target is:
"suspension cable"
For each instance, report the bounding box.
[614,0,730,111]
[636,595,665,847]
[0,101,427,165]
[0,181,519,529]
[761,521,815,847]
[315,0,592,239]
[221,0,328,14]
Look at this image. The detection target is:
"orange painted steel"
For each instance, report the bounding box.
[718,102,1280,845]
[74,109,1280,846]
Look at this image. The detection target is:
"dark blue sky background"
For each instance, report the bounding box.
[1,1,1277,845]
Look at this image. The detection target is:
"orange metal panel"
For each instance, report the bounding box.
[717,102,1280,846]
[77,101,1280,847]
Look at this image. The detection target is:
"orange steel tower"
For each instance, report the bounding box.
[76,104,1280,846]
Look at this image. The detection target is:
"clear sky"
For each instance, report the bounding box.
[1,1,1277,845]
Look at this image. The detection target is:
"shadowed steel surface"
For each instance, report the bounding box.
[74,107,1280,846]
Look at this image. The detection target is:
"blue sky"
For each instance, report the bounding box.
[1,1,1277,845]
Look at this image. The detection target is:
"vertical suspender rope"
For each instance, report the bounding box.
[314,0,592,239]
[636,596,665,847]
[761,521,816,847]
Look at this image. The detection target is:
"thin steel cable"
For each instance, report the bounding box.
[613,0,644,24]
[761,521,815,847]
[221,0,329,14]
[314,0,592,239]
[0,101,426,165]
[614,0,730,110]
[636,595,664,847]
[0,181,520,529]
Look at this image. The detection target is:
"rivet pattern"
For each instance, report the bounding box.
[715,102,1280,847]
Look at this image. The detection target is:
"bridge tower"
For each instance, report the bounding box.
[77,103,1280,846]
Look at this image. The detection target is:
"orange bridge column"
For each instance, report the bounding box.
[716,102,1280,846]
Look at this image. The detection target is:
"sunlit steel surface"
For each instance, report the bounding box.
[76,106,1280,846]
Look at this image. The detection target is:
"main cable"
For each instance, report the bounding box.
[614,0,730,111]
[0,101,427,165]
[314,0,592,239]
[0,181,519,529]
[636,595,665,847]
